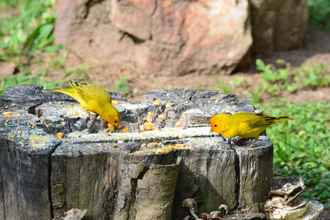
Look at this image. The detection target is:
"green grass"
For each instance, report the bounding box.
[0,71,60,95]
[114,76,132,95]
[263,102,330,207]
[217,80,233,94]
[0,0,58,62]
[308,0,330,30]
[217,59,330,104]
[0,0,79,94]
[217,76,249,94]
[251,59,330,103]
[0,0,60,93]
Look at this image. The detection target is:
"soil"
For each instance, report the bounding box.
[84,26,330,103]
[34,26,330,104]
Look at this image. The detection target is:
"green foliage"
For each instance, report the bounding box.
[256,59,330,97]
[22,17,56,55]
[114,76,131,95]
[263,102,330,207]
[249,89,263,105]
[0,0,20,7]
[217,76,249,94]
[308,0,330,30]
[0,71,60,95]
[0,0,57,61]
[217,80,232,94]
[217,60,330,104]
[0,0,87,95]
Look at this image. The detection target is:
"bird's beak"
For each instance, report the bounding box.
[107,123,116,132]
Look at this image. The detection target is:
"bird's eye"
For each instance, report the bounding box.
[214,124,218,127]
[114,120,118,123]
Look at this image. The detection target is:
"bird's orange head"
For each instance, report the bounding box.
[100,103,121,130]
[209,113,230,134]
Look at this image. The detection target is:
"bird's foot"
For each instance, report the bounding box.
[226,136,240,145]
[226,136,248,146]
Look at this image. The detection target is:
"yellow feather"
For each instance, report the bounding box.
[54,83,120,130]
[210,112,289,139]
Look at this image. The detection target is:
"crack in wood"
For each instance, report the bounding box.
[234,149,241,211]
[128,165,149,220]
[48,141,63,219]
[0,140,7,220]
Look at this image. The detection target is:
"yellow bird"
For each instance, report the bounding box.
[54,82,120,130]
[210,112,289,139]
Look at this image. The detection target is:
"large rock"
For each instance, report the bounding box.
[54,0,308,75]
[55,0,252,75]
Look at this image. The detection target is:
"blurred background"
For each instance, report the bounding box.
[0,0,330,217]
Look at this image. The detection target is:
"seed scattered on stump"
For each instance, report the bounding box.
[56,132,65,140]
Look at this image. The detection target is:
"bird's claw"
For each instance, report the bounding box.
[225,136,242,146]
[229,137,252,146]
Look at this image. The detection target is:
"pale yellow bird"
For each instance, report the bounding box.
[210,112,289,140]
[54,82,120,130]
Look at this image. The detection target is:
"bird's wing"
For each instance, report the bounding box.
[233,113,277,138]
[79,84,112,103]
[54,87,86,104]
[55,82,113,113]
[245,113,275,128]
[54,84,94,109]
[233,113,266,127]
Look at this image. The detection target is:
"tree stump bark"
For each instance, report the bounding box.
[0,86,272,220]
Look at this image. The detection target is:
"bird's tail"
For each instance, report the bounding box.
[275,116,290,120]
[272,116,291,123]
[262,115,291,125]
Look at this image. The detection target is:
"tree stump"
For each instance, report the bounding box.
[0,86,272,220]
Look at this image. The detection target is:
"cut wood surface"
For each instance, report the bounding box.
[0,86,272,220]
